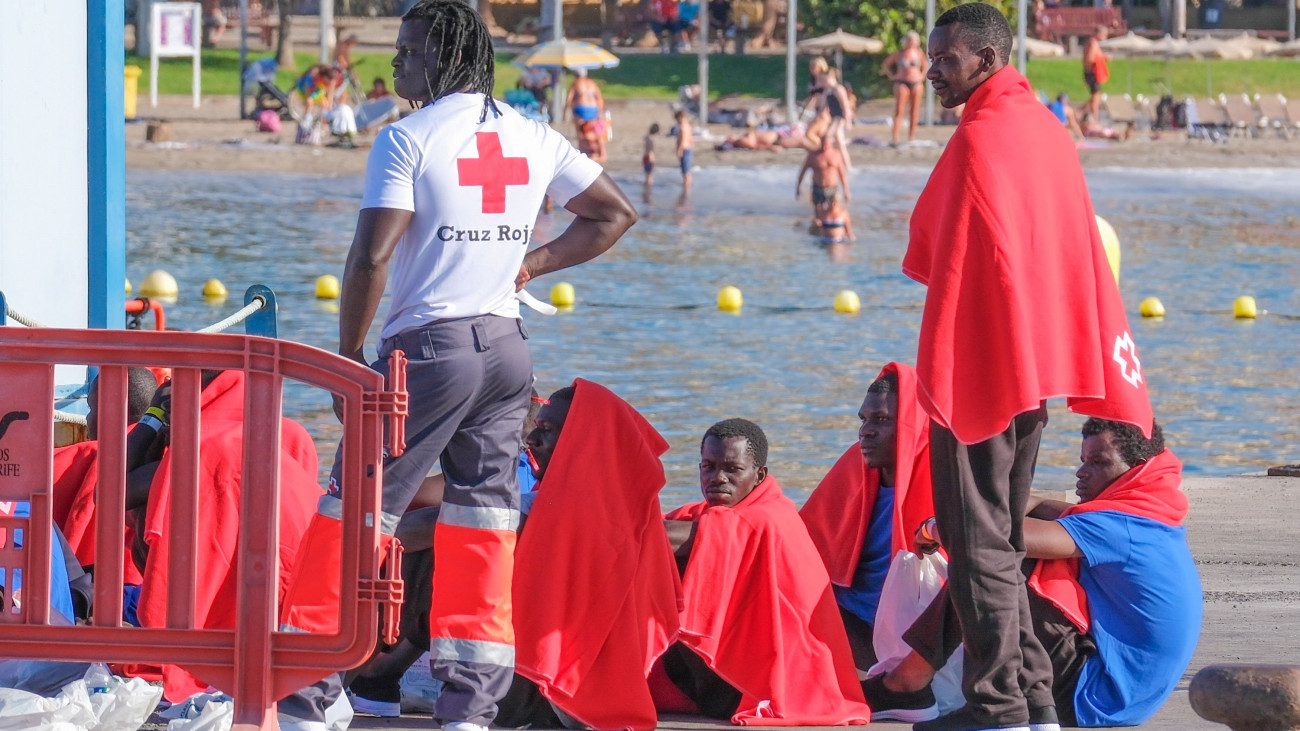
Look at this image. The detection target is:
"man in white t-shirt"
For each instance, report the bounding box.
[277,2,637,729]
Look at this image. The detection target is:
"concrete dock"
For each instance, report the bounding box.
[345,474,1300,730]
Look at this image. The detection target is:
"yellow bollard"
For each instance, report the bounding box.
[202,279,228,299]
[1233,296,1257,319]
[717,286,743,312]
[550,282,576,308]
[833,290,861,314]
[124,65,142,121]
[316,275,341,299]
[139,270,179,299]
[1096,215,1121,284]
[1139,297,1165,318]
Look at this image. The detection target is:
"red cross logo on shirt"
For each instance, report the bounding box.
[457,132,529,214]
[1112,331,1144,388]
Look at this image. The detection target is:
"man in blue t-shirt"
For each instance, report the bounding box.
[865,418,1202,729]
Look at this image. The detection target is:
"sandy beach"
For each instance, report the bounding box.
[127,92,1300,177]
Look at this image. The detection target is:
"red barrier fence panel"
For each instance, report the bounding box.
[0,328,407,731]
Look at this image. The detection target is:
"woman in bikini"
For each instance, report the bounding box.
[881,30,928,146]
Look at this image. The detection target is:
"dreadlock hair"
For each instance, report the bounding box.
[934,2,1013,67]
[403,0,500,122]
[866,370,899,396]
[702,418,769,470]
[1081,417,1165,469]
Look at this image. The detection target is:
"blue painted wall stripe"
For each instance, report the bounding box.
[88,0,127,330]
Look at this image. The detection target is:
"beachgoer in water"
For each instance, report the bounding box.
[276,2,637,728]
[864,419,1201,729]
[801,363,936,681]
[643,122,660,187]
[796,137,851,222]
[1083,26,1110,122]
[565,69,605,138]
[578,117,608,163]
[657,419,871,724]
[904,5,1152,729]
[674,109,693,192]
[816,196,855,245]
[882,30,929,145]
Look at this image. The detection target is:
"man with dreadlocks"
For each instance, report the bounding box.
[902,4,1153,730]
[277,2,637,729]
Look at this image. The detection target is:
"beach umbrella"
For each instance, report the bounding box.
[511,39,621,71]
[797,28,885,70]
[1100,32,1158,57]
[1148,34,1191,55]
[1168,36,1255,59]
[1012,36,1066,58]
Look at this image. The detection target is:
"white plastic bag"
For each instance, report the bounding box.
[400,652,443,714]
[0,664,162,731]
[867,550,965,714]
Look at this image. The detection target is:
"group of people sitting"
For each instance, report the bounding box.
[41,359,1200,728]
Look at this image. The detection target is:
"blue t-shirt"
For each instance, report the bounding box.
[1058,511,1202,727]
[518,452,539,515]
[1049,100,1069,125]
[833,486,894,625]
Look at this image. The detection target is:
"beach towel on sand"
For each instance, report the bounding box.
[666,476,871,726]
[1027,448,1187,632]
[801,362,935,585]
[903,65,1152,445]
[514,379,682,731]
[135,370,321,701]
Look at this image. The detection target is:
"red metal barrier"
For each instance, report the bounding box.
[0,328,407,730]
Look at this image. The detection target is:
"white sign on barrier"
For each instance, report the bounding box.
[149,2,202,109]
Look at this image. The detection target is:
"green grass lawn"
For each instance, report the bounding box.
[128,47,1300,103]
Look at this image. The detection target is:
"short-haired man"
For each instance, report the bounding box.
[1082,26,1110,122]
[277,1,637,728]
[801,363,935,701]
[660,419,870,725]
[863,419,1201,729]
[904,4,1153,729]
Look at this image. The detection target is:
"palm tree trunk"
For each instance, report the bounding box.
[277,0,296,69]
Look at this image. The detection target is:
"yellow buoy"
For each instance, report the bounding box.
[1138,297,1165,318]
[202,279,228,298]
[316,274,341,300]
[1233,296,1257,319]
[833,290,861,314]
[138,269,179,299]
[550,282,576,308]
[1096,215,1120,284]
[717,285,743,312]
[125,277,133,295]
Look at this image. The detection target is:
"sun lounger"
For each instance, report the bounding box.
[1102,94,1138,126]
[1253,94,1293,138]
[1286,96,1300,131]
[1218,93,1260,137]
[1184,97,1227,142]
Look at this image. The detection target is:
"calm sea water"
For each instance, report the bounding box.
[125,165,1300,506]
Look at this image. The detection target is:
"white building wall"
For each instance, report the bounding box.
[0,4,90,331]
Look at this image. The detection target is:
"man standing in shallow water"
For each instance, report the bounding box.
[902,4,1153,731]
[276,1,637,729]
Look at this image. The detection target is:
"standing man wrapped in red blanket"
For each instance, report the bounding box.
[661,419,870,726]
[800,363,935,685]
[904,5,1153,730]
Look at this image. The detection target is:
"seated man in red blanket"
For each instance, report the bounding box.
[801,362,935,683]
[864,418,1202,728]
[127,370,324,702]
[660,418,871,726]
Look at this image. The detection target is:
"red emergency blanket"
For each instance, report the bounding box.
[52,440,145,586]
[666,476,871,726]
[902,65,1152,445]
[136,370,322,701]
[1028,449,1186,632]
[801,362,934,584]
[514,379,682,731]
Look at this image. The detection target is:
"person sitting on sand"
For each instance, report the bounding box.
[657,419,870,725]
[367,78,391,101]
[795,136,851,221]
[801,364,936,677]
[1048,92,1084,140]
[863,418,1202,728]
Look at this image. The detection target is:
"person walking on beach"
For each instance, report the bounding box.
[643,122,659,188]
[565,69,605,138]
[882,30,929,146]
[276,2,638,728]
[1083,26,1109,123]
[903,4,1152,730]
[674,109,693,192]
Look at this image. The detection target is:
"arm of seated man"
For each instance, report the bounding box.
[1026,491,1074,521]
[1024,517,1082,560]
[664,518,698,560]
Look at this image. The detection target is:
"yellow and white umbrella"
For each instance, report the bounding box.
[511,39,620,71]
[796,28,884,70]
